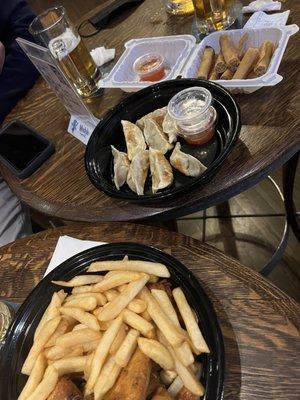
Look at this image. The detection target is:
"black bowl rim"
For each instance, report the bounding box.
[0,242,225,400]
[85,78,241,203]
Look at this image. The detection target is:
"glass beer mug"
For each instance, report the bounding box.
[164,0,195,16]
[193,0,237,32]
[29,6,101,98]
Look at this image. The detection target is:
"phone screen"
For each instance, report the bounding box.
[0,122,48,172]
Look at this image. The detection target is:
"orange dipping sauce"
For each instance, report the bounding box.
[133,53,165,82]
[184,125,215,146]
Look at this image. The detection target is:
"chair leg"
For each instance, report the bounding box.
[283,152,300,241]
[216,201,239,259]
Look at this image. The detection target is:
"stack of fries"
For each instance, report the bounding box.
[18,257,210,400]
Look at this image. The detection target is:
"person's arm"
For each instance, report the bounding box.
[0,0,39,124]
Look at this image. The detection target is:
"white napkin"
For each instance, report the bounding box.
[244,10,290,28]
[44,235,106,276]
[90,46,115,67]
[243,0,282,14]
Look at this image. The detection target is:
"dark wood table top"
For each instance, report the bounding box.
[0,223,299,399]
[1,0,300,222]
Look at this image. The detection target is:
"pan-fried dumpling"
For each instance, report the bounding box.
[170,143,207,177]
[111,145,130,190]
[162,112,178,144]
[126,150,149,195]
[136,107,167,129]
[143,118,173,154]
[122,120,146,161]
[149,148,173,194]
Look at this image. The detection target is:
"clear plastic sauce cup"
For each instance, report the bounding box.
[133,53,165,82]
[167,87,217,146]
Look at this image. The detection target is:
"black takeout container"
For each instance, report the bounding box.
[0,242,224,400]
[85,79,241,202]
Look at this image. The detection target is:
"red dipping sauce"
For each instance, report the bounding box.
[133,53,165,82]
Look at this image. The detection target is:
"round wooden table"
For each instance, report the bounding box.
[1,0,300,222]
[0,223,299,399]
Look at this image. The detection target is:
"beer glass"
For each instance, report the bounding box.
[193,0,236,32]
[29,6,101,98]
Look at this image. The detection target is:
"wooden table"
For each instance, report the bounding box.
[0,223,299,399]
[1,0,300,222]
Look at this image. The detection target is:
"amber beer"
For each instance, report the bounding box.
[165,0,195,16]
[193,0,233,31]
[49,30,100,97]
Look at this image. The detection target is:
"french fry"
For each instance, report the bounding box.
[83,339,100,353]
[117,284,128,293]
[105,288,119,301]
[86,316,123,393]
[18,353,47,400]
[137,338,174,370]
[93,271,143,292]
[174,341,194,367]
[51,355,87,376]
[84,351,94,381]
[44,318,71,348]
[151,289,180,327]
[122,309,154,338]
[160,369,177,386]
[98,275,149,321]
[109,323,127,354]
[34,292,62,341]
[72,323,86,331]
[72,285,96,294]
[88,260,170,278]
[56,290,67,302]
[22,316,61,375]
[99,320,113,331]
[60,306,100,331]
[141,309,151,321]
[26,365,58,400]
[52,275,103,287]
[55,328,101,347]
[64,296,97,311]
[167,376,183,397]
[148,275,159,283]
[127,299,147,314]
[173,288,209,353]
[140,288,185,347]
[66,292,107,306]
[45,345,83,361]
[94,356,122,400]
[115,329,139,367]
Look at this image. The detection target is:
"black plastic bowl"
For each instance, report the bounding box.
[0,242,224,400]
[85,79,241,202]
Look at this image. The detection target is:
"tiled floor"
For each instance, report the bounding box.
[178,167,300,302]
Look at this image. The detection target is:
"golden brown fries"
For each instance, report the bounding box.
[173,288,209,354]
[86,315,123,393]
[55,328,101,347]
[138,338,174,370]
[60,306,100,331]
[87,260,170,278]
[122,309,154,338]
[52,275,103,287]
[22,316,61,375]
[18,353,47,400]
[19,258,209,400]
[98,275,149,321]
[115,329,139,367]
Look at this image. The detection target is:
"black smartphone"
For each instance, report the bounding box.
[0,120,55,179]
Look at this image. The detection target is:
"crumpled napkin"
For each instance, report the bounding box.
[90,46,115,67]
[44,235,106,276]
[242,0,282,13]
[244,10,290,28]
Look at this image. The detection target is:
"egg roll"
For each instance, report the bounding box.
[220,68,234,80]
[254,41,274,77]
[197,47,215,80]
[219,35,239,72]
[215,53,226,74]
[232,47,260,80]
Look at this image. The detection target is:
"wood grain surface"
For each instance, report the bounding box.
[1,0,300,222]
[0,223,299,399]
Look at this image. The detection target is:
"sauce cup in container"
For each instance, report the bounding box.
[167,87,217,145]
[133,53,165,82]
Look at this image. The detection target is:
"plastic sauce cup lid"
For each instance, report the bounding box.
[133,53,164,78]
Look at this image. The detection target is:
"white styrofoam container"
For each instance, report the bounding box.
[99,35,196,92]
[99,25,298,94]
[183,25,299,94]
